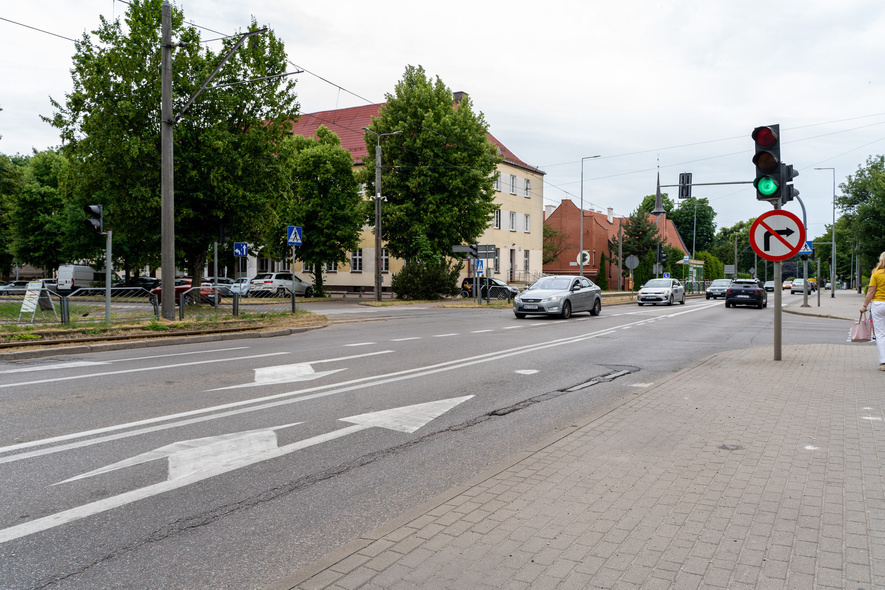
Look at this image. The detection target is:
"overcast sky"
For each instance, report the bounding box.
[3,0,885,243]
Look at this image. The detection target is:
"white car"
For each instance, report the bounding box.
[230,277,253,297]
[638,278,686,306]
[249,272,314,298]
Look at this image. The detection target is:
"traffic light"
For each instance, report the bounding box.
[655,243,663,263]
[752,124,781,202]
[780,163,799,205]
[678,172,692,199]
[84,204,103,233]
[660,247,668,264]
[469,244,478,258]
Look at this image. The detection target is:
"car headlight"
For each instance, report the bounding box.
[543,295,563,303]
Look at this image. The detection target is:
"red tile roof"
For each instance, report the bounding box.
[288,103,543,174]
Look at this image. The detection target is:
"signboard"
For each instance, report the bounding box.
[475,260,484,273]
[287,226,303,246]
[749,210,806,262]
[798,240,813,255]
[577,251,590,265]
[19,281,56,321]
[624,255,639,270]
[233,242,248,257]
[663,272,670,278]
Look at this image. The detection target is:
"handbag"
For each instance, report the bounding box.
[851,312,872,342]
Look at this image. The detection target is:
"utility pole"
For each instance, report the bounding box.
[364,128,401,302]
[160,2,175,320]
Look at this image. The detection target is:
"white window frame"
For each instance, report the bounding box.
[494,209,501,230]
[509,174,517,195]
[524,178,531,198]
[524,214,531,233]
[493,173,501,192]
[324,261,337,273]
[350,249,362,272]
[381,248,389,273]
[524,249,530,272]
[509,211,517,231]
[494,248,501,273]
[302,262,314,274]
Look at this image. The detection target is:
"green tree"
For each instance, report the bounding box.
[595,250,609,290]
[637,193,674,215]
[363,65,500,260]
[712,219,755,277]
[47,0,299,281]
[837,155,885,271]
[620,208,660,259]
[668,197,716,254]
[0,153,23,275]
[279,127,364,297]
[694,250,724,281]
[6,151,72,273]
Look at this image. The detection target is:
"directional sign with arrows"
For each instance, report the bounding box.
[749,209,806,262]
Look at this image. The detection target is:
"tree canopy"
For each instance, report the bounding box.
[363,65,500,261]
[46,0,299,280]
[837,155,885,272]
[668,197,717,254]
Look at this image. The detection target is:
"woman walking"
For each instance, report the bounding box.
[860,251,885,370]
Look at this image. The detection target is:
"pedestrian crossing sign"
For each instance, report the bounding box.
[287,226,302,246]
[798,240,813,255]
[476,260,484,273]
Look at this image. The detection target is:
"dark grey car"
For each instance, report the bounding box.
[513,275,601,319]
[705,278,732,299]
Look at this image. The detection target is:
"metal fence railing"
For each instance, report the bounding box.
[0,286,303,327]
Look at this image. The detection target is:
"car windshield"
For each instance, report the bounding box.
[644,279,671,288]
[711,280,731,287]
[530,277,572,290]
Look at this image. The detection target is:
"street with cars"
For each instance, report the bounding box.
[0,290,851,588]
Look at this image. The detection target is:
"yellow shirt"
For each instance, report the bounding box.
[871,268,885,302]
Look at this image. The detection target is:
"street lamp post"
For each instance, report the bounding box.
[579,155,601,277]
[363,128,402,302]
[814,167,836,298]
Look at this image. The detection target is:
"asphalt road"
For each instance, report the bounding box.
[0,294,848,589]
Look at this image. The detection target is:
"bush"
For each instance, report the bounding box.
[391,257,463,300]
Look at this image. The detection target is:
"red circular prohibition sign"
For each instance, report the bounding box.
[749,209,806,262]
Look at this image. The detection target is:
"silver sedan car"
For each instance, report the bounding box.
[513,275,602,319]
[637,278,686,306]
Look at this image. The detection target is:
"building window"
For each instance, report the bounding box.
[494,248,501,273]
[350,249,362,272]
[524,250,530,272]
[381,248,389,272]
[509,174,517,195]
[493,173,501,192]
[494,209,501,230]
[509,211,517,231]
[524,214,531,233]
[302,262,313,274]
[324,262,337,273]
[524,178,531,198]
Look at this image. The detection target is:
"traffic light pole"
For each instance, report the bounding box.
[105,230,112,323]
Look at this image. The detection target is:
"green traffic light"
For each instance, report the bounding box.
[755,175,778,196]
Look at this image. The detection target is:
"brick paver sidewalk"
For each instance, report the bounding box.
[272,340,884,590]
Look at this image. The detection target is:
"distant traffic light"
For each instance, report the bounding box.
[660,247,668,264]
[84,204,103,233]
[752,125,781,202]
[678,172,692,199]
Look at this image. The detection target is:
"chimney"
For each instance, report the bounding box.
[453,91,467,104]
[607,207,613,224]
[545,205,555,219]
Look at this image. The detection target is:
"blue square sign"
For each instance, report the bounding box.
[233,242,248,257]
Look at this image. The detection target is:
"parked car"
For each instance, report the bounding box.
[763,280,775,292]
[249,272,314,298]
[230,277,253,297]
[825,282,832,290]
[201,276,234,297]
[790,279,811,294]
[460,277,519,299]
[705,278,732,300]
[725,279,768,309]
[513,275,601,319]
[638,278,686,306]
[148,278,224,305]
[0,280,31,292]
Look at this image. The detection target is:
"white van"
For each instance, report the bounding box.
[57,264,104,294]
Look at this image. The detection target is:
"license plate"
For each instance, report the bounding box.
[738,295,749,298]
[523,304,538,310]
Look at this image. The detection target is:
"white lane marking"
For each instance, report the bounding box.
[502,325,523,330]
[107,347,251,363]
[0,352,290,390]
[805,446,819,450]
[345,342,376,347]
[470,330,492,333]
[862,416,883,421]
[515,370,538,375]
[630,383,653,388]
[0,304,718,463]
[530,323,546,326]
[391,337,421,341]
[433,333,457,337]
[0,361,108,374]
[1,396,472,544]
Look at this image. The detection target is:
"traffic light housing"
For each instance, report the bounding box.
[678,172,692,199]
[84,204,103,233]
[780,164,799,205]
[469,244,478,258]
[660,247,668,264]
[752,124,781,202]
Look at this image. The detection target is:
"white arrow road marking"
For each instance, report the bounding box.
[0,396,472,544]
